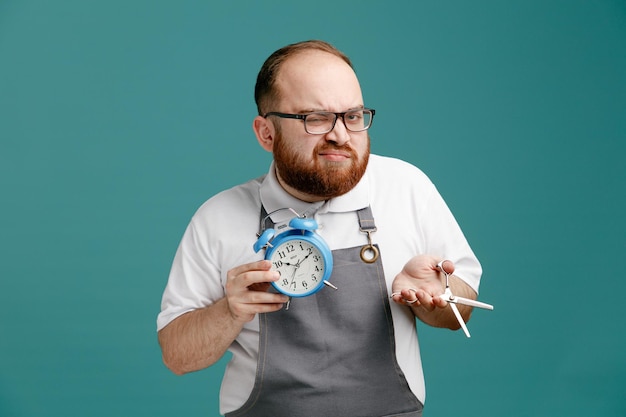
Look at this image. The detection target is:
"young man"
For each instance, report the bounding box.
[157,40,482,417]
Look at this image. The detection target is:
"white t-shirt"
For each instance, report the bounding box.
[157,154,482,414]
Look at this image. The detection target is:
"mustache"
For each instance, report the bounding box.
[315,133,370,155]
[316,143,355,154]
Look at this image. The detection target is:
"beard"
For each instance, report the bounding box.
[273,131,370,199]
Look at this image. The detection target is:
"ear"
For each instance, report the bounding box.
[253,115,275,152]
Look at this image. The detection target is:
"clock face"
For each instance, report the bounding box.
[268,238,327,296]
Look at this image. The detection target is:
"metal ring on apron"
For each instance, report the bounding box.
[359,228,380,263]
[360,243,379,263]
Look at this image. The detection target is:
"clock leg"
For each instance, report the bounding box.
[323,280,338,290]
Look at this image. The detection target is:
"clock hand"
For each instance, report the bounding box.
[293,251,312,268]
[289,263,298,287]
[290,266,298,277]
[289,252,309,289]
[294,251,338,291]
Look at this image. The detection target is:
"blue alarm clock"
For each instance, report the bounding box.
[253,217,335,297]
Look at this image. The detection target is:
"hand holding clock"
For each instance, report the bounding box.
[224,260,290,323]
[254,216,334,297]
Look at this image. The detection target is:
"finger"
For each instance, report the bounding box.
[402,288,420,305]
[229,261,279,285]
[391,288,425,307]
[229,259,273,276]
[226,263,281,300]
[413,288,437,311]
[228,283,289,316]
[244,289,289,305]
[390,293,405,305]
[229,296,286,322]
[435,259,455,275]
[432,294,449,309]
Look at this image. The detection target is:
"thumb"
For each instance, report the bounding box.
[436,259,455,275]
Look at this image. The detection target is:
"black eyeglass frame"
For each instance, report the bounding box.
[263,108,376,134]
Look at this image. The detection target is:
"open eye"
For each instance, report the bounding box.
[345,111,364,122]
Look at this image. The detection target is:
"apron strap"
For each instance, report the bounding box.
[260,206,377,234]
[356,205,377,232]
[357,206,380,263]
[259,205,273,235]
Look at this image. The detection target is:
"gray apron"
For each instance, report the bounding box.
[226,207,423,417]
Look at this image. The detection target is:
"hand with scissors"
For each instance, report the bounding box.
[391,255,493,337]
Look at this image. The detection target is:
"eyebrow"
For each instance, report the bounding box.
[297,105,365,114]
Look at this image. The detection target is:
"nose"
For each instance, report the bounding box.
[324,116,351,146]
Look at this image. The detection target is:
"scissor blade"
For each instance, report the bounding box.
[449,296,494,310]
[450,303,471,338]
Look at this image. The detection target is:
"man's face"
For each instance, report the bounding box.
[273,126,370,200]
[269,50,370,201]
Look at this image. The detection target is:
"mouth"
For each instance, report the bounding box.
[318,148,353,162]
[319,151,351,162]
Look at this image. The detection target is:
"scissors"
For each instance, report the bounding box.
[436,260,494,338]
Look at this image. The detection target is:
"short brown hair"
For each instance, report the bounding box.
[254,40,353,115]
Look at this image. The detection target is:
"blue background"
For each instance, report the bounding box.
[1,1,625,416]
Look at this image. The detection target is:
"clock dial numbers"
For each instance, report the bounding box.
[270,239,325,295]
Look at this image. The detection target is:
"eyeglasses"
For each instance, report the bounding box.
[264,108,375,135]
